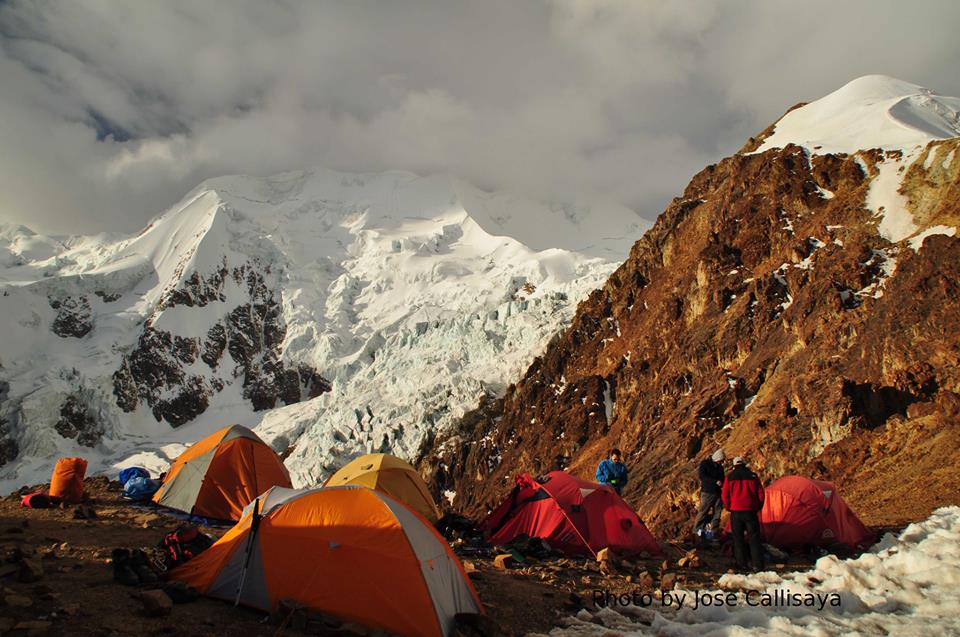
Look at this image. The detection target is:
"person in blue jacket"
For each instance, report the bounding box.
[596,448,628,494]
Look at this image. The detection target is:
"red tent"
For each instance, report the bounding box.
[482,471,660,556]
[758,476,873,549]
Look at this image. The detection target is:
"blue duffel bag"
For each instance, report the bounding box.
[123,476,160,501]
[119,467,150,485]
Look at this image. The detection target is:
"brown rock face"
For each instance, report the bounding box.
[424,138,960,538]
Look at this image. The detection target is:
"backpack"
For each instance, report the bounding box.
[122,477,160,501]
[21,492,62,509]
[158,525,214,570]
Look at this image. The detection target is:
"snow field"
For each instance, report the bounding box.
[548,506,960,636]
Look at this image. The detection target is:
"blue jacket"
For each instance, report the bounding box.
[596,459,628,493]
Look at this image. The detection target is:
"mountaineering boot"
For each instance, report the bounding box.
[112,548,139,586]
[130,549,159,584]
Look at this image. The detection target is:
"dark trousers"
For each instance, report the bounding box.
[694,492,722,531]
[730,510,765,570]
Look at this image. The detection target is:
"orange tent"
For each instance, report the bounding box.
[152,425,291,521]
[170,486,482,637]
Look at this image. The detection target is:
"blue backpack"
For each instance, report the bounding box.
[123,477,160,501]
[119,467,150,485]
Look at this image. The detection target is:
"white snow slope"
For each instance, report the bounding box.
[755,75,960,155]
[549,506,960,636]
[0,169,647,492]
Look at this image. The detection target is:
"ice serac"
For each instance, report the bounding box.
[425,76,960,535]
[0,169,647,491]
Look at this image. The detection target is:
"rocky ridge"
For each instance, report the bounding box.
[424,81,960,536]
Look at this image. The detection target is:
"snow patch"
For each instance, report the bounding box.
[909,225,957,251]
[857,248,898,299]
[943,148,956,169]
[866,152,920,243]
[552,506,960,636]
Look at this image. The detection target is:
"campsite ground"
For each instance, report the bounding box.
[0,479,869,636]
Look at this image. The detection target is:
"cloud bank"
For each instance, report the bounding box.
[1,0,959,234]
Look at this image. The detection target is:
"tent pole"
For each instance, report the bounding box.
[234,497,262,607]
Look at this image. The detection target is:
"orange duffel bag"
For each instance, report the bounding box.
[49,457,88,504]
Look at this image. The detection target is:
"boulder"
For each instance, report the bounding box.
[72,506,97,520]
[275,598,308,630]
[18,558,44,583]
[452,613,505,637]
[660,572,678,590]
[4,594,33,608]
[59,602,81,616]
[636,571,655,589]
[138,589,173,617]
[12,620,52,635]
[562,593,584,611]
[677,549,701,569]
[162,581,199,604]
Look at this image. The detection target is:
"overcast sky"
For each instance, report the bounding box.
[1,1,959,235]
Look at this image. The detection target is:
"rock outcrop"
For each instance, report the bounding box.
[50,296,93,338]
[112,261,330,427]
[54,395,103,447]
[424,137,960,536]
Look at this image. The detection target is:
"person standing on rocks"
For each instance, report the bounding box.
[722,456,766,571]
[595,448,628,494]
[694,448,726,538]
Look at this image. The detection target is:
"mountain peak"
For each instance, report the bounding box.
[754,75,960,155]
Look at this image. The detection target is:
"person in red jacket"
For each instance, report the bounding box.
[721,456,765,571]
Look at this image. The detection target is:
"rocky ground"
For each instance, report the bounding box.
[0,477,883,637]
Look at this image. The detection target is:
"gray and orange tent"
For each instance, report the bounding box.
[170,486,482,637]
[323,453,441,522]
[152,425,291,521]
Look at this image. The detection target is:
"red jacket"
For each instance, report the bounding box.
[722,465,765,512]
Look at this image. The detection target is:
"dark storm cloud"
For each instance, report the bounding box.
[1,0,958,234]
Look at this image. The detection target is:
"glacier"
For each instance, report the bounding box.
[0,168,648,492]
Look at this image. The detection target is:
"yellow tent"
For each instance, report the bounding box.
[324,453,441,522]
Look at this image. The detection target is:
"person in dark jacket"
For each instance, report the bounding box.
[595,448,628,494]
[694,449,726,537]
[721,456,766,571]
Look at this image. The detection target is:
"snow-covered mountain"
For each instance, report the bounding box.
[0,169,648,491]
